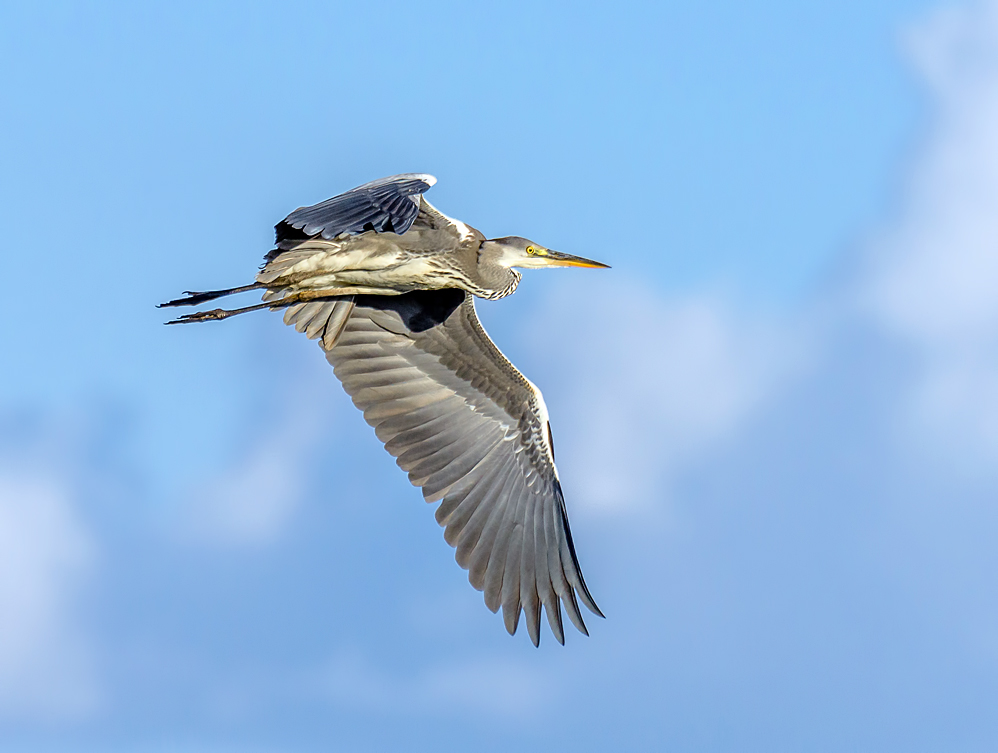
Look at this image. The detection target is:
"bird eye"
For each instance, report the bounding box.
[526,246,535,255]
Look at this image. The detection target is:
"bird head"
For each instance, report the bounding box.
[481,236,610,270]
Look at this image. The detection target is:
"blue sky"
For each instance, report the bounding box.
[3,0,998,751]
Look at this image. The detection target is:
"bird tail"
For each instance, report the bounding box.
[282,297,356,350]
[158,283,264,309]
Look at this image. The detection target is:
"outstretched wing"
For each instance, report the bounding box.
[324,289,602,646]
[276,173,436,243]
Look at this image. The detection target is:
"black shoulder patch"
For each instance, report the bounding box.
[355,289,465,333]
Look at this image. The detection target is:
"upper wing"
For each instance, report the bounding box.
[324,289,602,645]
[276,173,437,243]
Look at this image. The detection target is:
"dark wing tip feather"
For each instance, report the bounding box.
[552,480,603,619]
[547,602,566,645]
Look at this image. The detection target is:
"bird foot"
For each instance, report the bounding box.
[164,308,230,325]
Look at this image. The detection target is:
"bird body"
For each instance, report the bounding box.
[162,174,608,646]
[257,197,522,301]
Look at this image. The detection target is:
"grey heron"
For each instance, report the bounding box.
[161,174,608,646]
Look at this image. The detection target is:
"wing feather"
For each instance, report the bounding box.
[433,438,509,527]
[276,174,436,243]
[407,429,500,483]
[465,473,512,590]
[384,412,460,453]
[520,492,542,647]
[542,503,567,644]
[412,426,504,485]
[480,472,523,613]
[501,523,523,635]
[395,420,476,467]
[447,454,514,551]
[322,289,600,644]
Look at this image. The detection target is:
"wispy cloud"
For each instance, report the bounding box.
[0,469,100,720]
[864,0,998,471]
[524,279,807,515]
[6,2,998,748]
[521,0,998,517]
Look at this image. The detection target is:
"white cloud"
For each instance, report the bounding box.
[524,278,805,514]
[0,471,100,720]
[865,0,998,469]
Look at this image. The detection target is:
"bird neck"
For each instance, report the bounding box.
[472,259,522,300]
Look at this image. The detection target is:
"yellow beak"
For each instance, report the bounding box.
[542,250,611,269]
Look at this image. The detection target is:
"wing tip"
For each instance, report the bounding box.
[548,605,566,645]
[502,603,520,636]
[526,618,541,648]
[578,585,605,619]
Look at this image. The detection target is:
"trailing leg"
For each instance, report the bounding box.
[159,283,264,309]
[162,287,374,325]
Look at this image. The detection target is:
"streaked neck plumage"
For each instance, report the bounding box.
[470,241,523,300]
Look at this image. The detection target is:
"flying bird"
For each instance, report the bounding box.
[161,174,608,646]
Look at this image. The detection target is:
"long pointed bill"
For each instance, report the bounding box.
[542,250,611,269]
